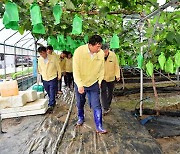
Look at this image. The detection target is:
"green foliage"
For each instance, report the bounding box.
[175,51,180,67]
[65,0,75,10]
[0,0,179,76]
[164,57,174,74]
[99,6,110,16]
[0,2,5,17]
[50,0,59,6]
[166,31,175,42]
[158,52,166,70]
[116,54,120,65]
[18,25,25,35]
[0,0,137,39]
[12,68,33,79]
[135,10,180,76]
[84,35,88,43]
[146,61,154,77]
[120,56,126,66]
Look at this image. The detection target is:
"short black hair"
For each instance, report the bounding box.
[102,43,109,50]
[47,45,53,50]
[67,52,72,56]
[38,46,46,53]
[88,35,103,45]
[62,50,68,56]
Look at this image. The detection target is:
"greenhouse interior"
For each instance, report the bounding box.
[0,0,179,153]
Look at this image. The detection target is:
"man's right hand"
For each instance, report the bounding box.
[78,87,84,94]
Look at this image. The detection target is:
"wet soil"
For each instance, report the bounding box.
[113,80,180,154]
[156,136,180,154]
[57,104,161,154]
[0,89,73,154]
[0,88,162,154]
[0,76,179,154]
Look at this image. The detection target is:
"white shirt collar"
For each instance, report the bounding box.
[44,57,48,64]
[88,46,95,59]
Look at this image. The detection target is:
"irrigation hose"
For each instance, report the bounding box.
[52,92,75,154]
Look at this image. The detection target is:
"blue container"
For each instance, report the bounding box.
[32,85,44,92]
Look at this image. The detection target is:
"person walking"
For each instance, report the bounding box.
[47,45,61,97]
[58,52,66,94]
[47,45,58,58]
[65,52,73,89]
[73,35,107,134]
[101,44,120,115]
[37,46,61,111]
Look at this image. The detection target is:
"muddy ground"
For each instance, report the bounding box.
[0,75,179,154]
[113,78,180,154]
[0,87,163,154]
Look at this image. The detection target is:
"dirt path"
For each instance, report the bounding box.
[156,136,180,154]
[58,104,162,153]
[0,90,73,154]
[0,89,162,154]
[113,81,180,154]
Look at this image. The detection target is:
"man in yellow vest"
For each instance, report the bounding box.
[101,44,120,115]
[38,46,61,111]
[73,35,107,134]
[47,45,61,96]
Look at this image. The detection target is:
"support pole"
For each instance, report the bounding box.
[34,38,38,58]
[21,38,34,47]
[21,38,34,88]
[34,38,38,84]
[14,32,31,75]
[177,67,179,87]
[139,22,144,117]
[21,48,24,90]
[119,0,179,37]
[138,0,178,22]
[27,38,37,85]
[0,113,2,133]
[0,28,5,134]
[0,27,5,31]
[154,69,177,85]
[0,112,5,134]
[3,31,18,79]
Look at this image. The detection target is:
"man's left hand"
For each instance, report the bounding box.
[116,77,120,81]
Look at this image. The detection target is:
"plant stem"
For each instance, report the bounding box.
[152,73,159,116]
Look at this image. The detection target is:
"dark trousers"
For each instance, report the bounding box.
[66,72,74,88]
[58,75,63,92]
[43,77,58,106]
[64,74,68,86]
[101,80,114,110]
[75,82,101,110]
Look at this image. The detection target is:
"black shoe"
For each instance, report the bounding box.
[47,106,54,113]
[103,108,111,116]
[58,91,63,94]
[52,103,56,107]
